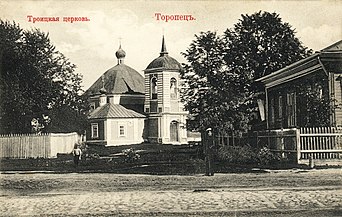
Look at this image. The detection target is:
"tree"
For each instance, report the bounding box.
[0,20,87,134]
[181,11,312,134]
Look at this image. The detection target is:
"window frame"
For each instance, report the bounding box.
[151,76,158,100]
[91,123,99,139]
[287,92,296,127]
[170,77,177,99]
[119,124,126,137]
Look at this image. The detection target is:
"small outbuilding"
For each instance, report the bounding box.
[87,103,146,146]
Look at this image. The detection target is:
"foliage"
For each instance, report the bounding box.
[0,20,88,134]
[122,148,140,163]
[217,145,258,164]
[217,145,286,166]
[257,147,282,166]
[181,11,312,134]
[296,74,331,127]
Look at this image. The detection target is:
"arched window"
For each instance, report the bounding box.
[170,78,177,99]
[151,77,157,99]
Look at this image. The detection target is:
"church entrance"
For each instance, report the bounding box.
[170,121,179,142]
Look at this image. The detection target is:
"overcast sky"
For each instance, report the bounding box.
[1,0,341,89]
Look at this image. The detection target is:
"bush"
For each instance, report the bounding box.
[257,147,281,166]
[122,148,140,163]
[187,158,206,174]
[217,145,258,164]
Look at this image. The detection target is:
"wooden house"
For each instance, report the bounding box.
[257,40,342,129]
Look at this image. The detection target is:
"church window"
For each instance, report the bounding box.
[91,123,98,138]
[151,77,157,99]
[170,78,177,99]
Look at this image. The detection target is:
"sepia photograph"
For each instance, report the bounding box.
[0,0,341,216]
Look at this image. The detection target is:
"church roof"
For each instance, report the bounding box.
[88,103,146,119]
[146,36,182,71]
[85,64,144,96]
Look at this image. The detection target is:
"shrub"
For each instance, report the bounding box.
[186,158,206,174]
[257,147,281,166]
[217,145,258,164]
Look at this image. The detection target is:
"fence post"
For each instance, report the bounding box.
[296,128,301,164]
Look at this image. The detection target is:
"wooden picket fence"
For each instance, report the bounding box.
[215,127,342,165]
[0,132,80,159]
[299,127,342,162]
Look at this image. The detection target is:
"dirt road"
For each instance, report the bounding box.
[0,169,341,216]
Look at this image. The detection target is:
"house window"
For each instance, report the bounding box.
[170,78,177,99]
[119,125,125,136]
[269,97,275,124]
[151,77,157,100]
[91,123,99,138]
[278,95,283,119]
[317,85,323,99]
[287,92,296,127]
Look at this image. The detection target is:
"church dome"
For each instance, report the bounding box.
[85,45,144,96]
[86,64,144,96]
[146,36,182,71]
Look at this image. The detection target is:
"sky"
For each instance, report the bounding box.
[1,0,341,90]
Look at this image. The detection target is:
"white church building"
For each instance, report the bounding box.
[85,36,188,146]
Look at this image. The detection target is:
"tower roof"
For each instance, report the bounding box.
[145,36,182,71]
[160,35,168,56]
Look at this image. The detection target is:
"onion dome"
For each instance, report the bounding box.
[99,87,107,94]
[146,36,182,71]
[115,45,126,59]
[99,75,107,94]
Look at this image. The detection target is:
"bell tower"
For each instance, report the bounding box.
[144,36,188,144]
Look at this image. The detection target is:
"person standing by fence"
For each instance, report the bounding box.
[73,144,82,167]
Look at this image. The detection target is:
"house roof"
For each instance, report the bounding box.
[145,36,182,71]
[256,40,342,88]
[88,103,146,119]
[321,40,342,52]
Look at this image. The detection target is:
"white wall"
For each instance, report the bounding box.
[106,118,145,146]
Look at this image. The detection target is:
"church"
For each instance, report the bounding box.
[85,36,188,146]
